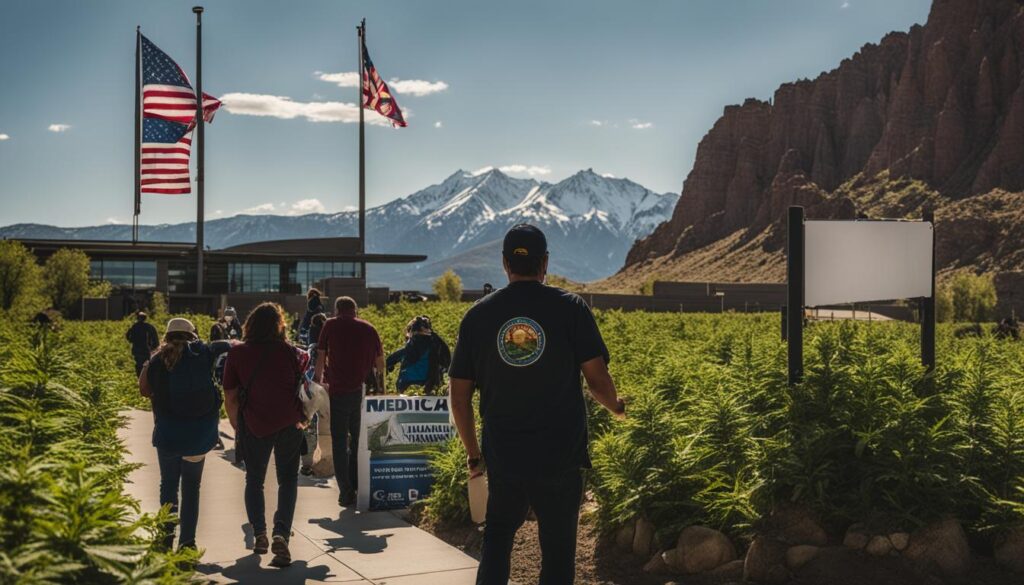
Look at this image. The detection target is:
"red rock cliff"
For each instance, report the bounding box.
[625,0,1024,271]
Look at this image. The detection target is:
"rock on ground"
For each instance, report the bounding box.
[669,525,737,574]
[744,535,790,584]
[615,521,636,552]
[866,535,894,557]
[843,524,870,550]
[994,525,1024,573]
[903,518,971,580]
[786,544,820,570]
[632,517,655,558]
[771,507,829,546]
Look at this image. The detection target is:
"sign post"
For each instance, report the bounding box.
[920,210,936,372]
[787,207,805,385]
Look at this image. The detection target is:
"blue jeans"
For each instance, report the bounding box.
[476,468,583,585]
[242,424,302,537]
[156,449,206,548]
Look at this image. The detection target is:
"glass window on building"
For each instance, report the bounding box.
[228,263,281,293]
[168,262,197,293]
[295,261,363,291]
[90,259,157,289]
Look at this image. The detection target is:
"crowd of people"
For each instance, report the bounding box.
[128,223,627,584]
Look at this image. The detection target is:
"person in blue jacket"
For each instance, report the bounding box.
[385,315,451,395]
[139,317,234,551]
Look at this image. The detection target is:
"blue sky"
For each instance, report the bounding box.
[0,0,931,227]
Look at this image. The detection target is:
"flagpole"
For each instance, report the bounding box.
[193,6,205,295]
[358,18,367,278]
[134,26,141,243]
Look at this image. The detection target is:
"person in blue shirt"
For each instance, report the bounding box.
[139,318,234,551]
[386,315,451,395]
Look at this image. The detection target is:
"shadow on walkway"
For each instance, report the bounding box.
[309,508,395,555]
[198,555,336,584]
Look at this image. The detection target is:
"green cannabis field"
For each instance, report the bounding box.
[1,303,1022,582]
[0,318,204,583]
[395,305,1024,554]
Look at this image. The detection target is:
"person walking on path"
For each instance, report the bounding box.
[223,303,309,568]
[210,306,242,341]
[299,288,326,344]
[386,315,451,395]
[126,311,159,376]
[448,224,626,585]
[313,296,384,507]
[138,317,233,551]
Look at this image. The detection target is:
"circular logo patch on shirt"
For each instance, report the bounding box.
[497,317,545,367]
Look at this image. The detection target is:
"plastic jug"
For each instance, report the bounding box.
[468,472,488,524]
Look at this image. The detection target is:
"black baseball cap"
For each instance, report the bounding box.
[502,224,547,259]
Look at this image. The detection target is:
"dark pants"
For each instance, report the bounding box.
[477,468,584,585]
[329,392,362,497]
[156,449,206,548]
[133,352,149,377]
[242,424,302,538]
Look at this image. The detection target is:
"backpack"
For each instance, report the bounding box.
[154,342,221,418]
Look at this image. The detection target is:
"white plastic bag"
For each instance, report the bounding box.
[299,378,330,420]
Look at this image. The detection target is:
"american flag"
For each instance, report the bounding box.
[140,34,221,194]
[361,44,406,128]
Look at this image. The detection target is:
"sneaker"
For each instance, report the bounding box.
[269,535,291,567]
[253,533,269,555]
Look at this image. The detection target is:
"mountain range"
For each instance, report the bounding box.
[0,168,678,289]
[605,0,1024,300]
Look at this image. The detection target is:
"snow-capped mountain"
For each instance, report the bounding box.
[0,168,678,289]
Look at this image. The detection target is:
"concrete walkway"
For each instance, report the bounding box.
[120,409,480,584]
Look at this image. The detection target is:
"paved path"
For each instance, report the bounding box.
[121,409,480,584]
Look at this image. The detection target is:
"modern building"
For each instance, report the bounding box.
[17,236,426,318]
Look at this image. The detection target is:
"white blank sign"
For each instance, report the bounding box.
[804,220,933,307]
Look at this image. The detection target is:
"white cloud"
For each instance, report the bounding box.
[214,210,224,215]
[601,173,616,178]
[588,120,606,127]
[0,133,9,141]
[106,217,123,224]
[388,79,448,96]
[473,164,552,178]
[316,71,360,87]
[629,119,653,129]
[240,199,329,216]
[841,1,850,7]
[287,198,326,215]
[243,202,277,214]
[220,93,395,126]
[316,71,448,96]
[434,121,443,128]
[48,123,71,133]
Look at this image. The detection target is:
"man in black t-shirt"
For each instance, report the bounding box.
[449,224,626,585]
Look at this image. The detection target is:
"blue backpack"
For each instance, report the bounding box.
[156,342,221,418]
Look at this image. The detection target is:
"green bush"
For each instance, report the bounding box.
[0,240,44,314]
[43,248,92,315]
[940,272,998,323]
[432,269,463,303]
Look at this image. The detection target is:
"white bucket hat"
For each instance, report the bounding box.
[165,317,198,339]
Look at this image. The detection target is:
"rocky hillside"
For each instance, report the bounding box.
[607,0,1024,291]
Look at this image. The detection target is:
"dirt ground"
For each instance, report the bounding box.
[411,507,1022,585]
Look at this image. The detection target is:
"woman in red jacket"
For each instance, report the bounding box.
[223,302,308,568]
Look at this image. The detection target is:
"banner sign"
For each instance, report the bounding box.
[357,395,454,512]
[804,220,933,307]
